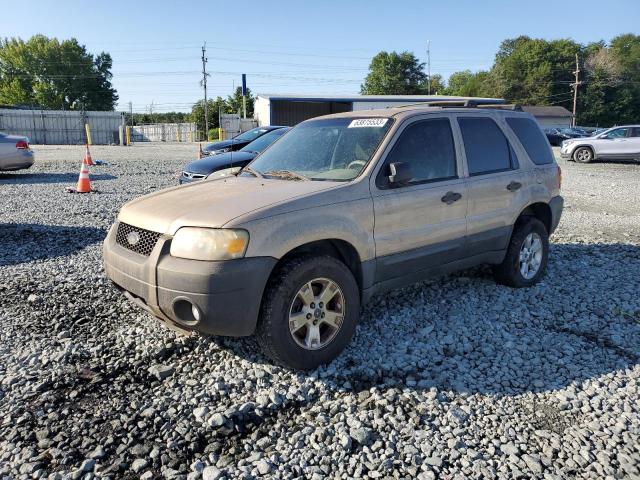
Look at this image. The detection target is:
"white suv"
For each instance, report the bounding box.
[561,125,640,163]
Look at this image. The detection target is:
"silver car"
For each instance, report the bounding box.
[560,125,640,163]
[0,133,34,171]
[104,104,563,369]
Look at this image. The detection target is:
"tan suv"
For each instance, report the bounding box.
[103,103,563,370]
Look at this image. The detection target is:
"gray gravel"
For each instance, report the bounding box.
[1,144,639,479]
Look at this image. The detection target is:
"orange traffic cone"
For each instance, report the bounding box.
[198,143,204,159]
[83,144,94,166]
[75,162,92,193]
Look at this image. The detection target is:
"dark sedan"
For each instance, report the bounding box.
[202,125,286,155]
[180,127,290,184]
[544,128,571,146]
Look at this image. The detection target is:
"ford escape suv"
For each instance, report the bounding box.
[103,102,563,370]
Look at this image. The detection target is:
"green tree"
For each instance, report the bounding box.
[225,86,255,117]
[490,36,581,109]
[361,51,428,95]
[190,97,227,133]
[0,35,117,110]
[445,70,495,97]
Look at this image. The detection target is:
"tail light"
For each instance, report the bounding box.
[15,140,29,150]
[557,165,562,190]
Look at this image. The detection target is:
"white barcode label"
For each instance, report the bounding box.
[348,118,388,128]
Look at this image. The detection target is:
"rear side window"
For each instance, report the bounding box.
[458,117,516,175]
[630,127,640,137]
[506,117,554,165]
[380,118,457,186]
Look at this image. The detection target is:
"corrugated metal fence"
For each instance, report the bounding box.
[0,109,124,145]
[131,123,198,142]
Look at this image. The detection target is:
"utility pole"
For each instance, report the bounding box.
[128,101,133,126]
[427,40,431,95]
[201,43,209,138]
[571,53,581,127]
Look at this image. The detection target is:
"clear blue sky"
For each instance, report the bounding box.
[2,0,638,112]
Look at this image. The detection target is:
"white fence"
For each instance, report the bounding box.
[0,109,124,145]
[131,123,198,142]
[220,114,258,139]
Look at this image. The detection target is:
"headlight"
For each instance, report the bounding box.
[205,166,241,179]
[170,228,249,260]
[212,147,231,154]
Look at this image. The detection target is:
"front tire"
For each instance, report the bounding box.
[574,146,593,163]
[493,217,549,288]
[256,255,360,370]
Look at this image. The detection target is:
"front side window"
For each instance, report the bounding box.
[379,118,457,187]
[234,127,271,142]
[240,129,288,153]
[604,128,628,139]
[458,117,516,175]
[506,117,554,165]
[248,118,392,181]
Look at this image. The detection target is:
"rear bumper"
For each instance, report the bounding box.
[102,223,276,336]
[0,150,35,171]
[549,195,563,234]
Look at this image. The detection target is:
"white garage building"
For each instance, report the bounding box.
[254,94,504,126]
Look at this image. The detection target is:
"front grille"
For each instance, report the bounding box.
[115,222,161,256]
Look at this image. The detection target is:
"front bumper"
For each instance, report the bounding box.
[103,223,276,336]
[559,143,574,159]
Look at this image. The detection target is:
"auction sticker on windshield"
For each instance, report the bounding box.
[348,118,389,128]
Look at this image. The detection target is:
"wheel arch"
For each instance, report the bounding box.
[517,202,552,233]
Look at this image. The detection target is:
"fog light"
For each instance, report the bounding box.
[172,298,201,326]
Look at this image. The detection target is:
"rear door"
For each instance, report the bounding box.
[629,127,640,158]
[371,115,467,283]
[456,115,527,256]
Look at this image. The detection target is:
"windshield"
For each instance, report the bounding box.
[240,128,287,153]
[234,127,271,142]
[247,117,392,181]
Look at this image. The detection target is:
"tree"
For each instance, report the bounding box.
[190,97,227,133]
[0,35,117,110]
[445,70,489,97]
[361,51,428,95]
[225,86,255,117]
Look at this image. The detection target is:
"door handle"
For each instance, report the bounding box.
[441,191,462,204]
[506,181,522,192]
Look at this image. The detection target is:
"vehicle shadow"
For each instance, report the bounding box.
[0,223,107,266]
[218,242,640,397]
[0,172,117,184]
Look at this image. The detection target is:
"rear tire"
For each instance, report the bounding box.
[574,146,593,163]
[256,255,360,370]
[493,217,549,288]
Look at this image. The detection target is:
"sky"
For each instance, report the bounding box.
[2,0,639,113]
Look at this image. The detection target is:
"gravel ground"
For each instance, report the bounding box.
[1,144,639,480]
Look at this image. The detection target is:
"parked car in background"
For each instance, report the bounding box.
[203,126,286,155]
[0,133,34,171]
[561,125,640,163]
[544,128,572,146]
[180,127,290,184]
[104,103,562,369]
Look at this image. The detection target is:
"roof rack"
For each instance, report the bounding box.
[390,99,522,111]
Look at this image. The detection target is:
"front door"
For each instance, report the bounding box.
[595,127,632,157]
[371,116,467,283]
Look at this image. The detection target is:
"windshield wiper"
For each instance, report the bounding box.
[241,166,263,178]
[264,169,309,181]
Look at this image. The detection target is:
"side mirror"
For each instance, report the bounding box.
[388,162,413,186]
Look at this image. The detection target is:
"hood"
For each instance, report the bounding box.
[118,176,339,234]
[183,151,256,175]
